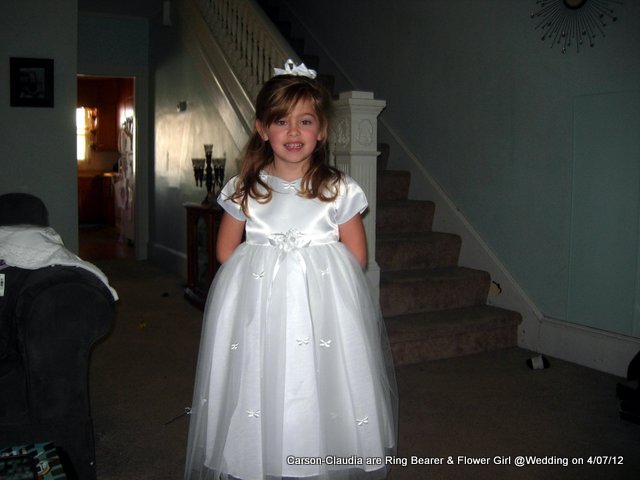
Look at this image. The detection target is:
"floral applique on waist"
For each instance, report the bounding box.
[268,229,310,251]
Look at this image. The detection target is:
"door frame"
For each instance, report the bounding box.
[77,68,149,260]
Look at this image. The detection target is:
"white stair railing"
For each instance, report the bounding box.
[194,0,299,101]
[185,0,382,289]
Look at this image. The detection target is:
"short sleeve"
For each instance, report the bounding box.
[335,175,368,224]
[217,176,247,221]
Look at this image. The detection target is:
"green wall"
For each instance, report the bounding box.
[569,91,640,337]
[78,12,150,259]
[0,0,79,251]
[283,0,640,336]
[150,12,242,269]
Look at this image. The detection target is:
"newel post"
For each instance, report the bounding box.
[331,91,386,298]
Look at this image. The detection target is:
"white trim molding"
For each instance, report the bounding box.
[537,316,640,378]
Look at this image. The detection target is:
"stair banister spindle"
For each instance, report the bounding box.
[211,0,218,25]
[248,26,254,77]
[239,6,247,63]
[268,45,281,82]
[229,1,236,49]
[218,0,224,31]
[232,2,239,54]
[213,0,221,26]
[257,31,264,84]
[224,0,230,37]
[227,0,234,52]
[241,6,249,68]
[227,3,233,53]
[227,1,235,50]
[192,0,299,104]
[201,0,208,23]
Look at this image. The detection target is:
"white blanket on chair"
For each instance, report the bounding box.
[0,225,118,300]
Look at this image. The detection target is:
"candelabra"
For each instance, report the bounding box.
[193,144,225,206]
[192,158,205,187]
[203,144,214,205]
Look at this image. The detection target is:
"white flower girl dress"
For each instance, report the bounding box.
[185,173,398,480]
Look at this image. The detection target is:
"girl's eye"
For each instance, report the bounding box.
[275,119,287,126]
[301,119,313,126]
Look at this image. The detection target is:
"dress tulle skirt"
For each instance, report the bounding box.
[185,242,398,480]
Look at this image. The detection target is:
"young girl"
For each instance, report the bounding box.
[185,60,398,480]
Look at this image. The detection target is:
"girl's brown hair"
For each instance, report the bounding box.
[230,74,343,215]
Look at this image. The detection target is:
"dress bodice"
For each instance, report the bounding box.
[218,173,367,247]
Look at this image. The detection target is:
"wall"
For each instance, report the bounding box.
[76,4,243,267]
[150,7,243,275]
[0,0,79,251]
[78,12,150,259]
[280,1,640,339]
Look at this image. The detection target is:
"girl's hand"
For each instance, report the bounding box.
[216,212,246,263]
[338,214,368,268]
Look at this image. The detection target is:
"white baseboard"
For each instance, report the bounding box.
[523,316,640,378]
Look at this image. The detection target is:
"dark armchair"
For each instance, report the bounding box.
[0,193,115,480]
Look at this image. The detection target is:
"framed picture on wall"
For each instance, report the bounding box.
[10,57,54,108]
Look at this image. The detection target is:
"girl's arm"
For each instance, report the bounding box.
[216,212,246,263]
[338,213,368,268]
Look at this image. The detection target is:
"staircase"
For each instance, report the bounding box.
[376,149,521,366]
[253,0,522,366]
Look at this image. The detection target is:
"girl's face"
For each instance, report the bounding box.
[256,98,324,177]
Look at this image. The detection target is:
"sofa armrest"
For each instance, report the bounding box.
[14,266,114,423]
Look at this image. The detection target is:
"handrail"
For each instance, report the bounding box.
[194,0,299,102]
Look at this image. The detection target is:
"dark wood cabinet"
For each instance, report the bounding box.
[184,203,223,308]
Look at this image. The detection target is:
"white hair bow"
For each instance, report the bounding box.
[273,59,317,79]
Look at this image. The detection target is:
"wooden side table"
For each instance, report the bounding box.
[184,202,223,309]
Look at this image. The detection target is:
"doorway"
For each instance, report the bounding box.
[77,75,136,261]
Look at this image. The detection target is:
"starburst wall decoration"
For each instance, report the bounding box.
[530,0,622,53]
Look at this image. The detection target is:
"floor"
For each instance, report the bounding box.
[79,224,135,261]
[80,227,640,480]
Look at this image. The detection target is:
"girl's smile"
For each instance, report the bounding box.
[257,99,324,179]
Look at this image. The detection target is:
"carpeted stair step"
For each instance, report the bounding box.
[377,231,461,271]
[385,305,521,366]
[377,170,410,201]
[380,267,490,317]
[377,200,435,234]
